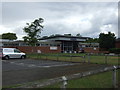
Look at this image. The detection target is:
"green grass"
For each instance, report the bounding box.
[2,79,48,88]
[44,70,119,88]
[27,53,119,65]
[3,70,119,88]
[90,55,119,65]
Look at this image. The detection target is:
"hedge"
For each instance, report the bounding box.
[109,48,120,54]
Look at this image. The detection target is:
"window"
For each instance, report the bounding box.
[14,49,21,53]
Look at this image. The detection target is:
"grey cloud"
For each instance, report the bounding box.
[1,2,118,39]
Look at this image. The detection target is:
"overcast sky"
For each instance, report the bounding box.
[0,2,118,40]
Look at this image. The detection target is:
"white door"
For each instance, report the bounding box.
[13,49,22,58]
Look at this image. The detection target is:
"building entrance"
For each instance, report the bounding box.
[61,41,78,53]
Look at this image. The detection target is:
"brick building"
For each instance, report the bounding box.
[0,35,100,53]
[115,38,120,48]
[39,35,90,53]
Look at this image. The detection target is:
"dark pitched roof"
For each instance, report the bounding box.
[40,35,90,40]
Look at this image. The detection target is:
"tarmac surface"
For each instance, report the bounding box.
[2,59,110,87]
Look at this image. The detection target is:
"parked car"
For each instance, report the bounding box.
[0,48,26,60]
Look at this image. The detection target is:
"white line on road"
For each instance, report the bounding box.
[4,61,76,68]
[2,60,7,62]
[10,62,15,64]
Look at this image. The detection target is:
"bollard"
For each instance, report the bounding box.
[61,76,67,90]
[112,66,117,88]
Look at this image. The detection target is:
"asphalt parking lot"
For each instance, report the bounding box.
[2,59,110,87]
[2,59,76,71]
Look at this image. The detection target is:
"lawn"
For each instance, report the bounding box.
[27,53,119,65]
[3,68,119,88]
[44,70,119,88]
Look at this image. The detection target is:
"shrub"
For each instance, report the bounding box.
[109,48,120,54]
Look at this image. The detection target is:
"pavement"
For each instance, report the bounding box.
[2,59,110,87]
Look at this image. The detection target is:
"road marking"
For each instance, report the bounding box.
[36,63,75,68]
[28,64,36,67]
[10,62,15,64]
[5,61,77,68]
[42,66,51,68]
[18,63,24,65]
[2,60,7,62]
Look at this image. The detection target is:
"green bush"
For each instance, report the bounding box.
[109,48,120,54]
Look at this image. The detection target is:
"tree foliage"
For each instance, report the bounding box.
[2,33,17,40]
[23,18,44,46]
[99,32,116,50]
[64,34,72,36]
[0,35,2,39]
[85,38,99,43]
[76,33,82,37]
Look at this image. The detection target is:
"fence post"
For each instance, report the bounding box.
[70,55,72,61]
[37,53,39,59]
[57,54,59,61]
[46,55,47,60]
[83,55,86,63]
[112,66,117,88]
[40,54,41,59]
[61,76,67,90]
[105,55,108,64]
[88,54,90,64]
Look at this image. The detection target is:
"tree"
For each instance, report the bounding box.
[64,34,72,36]
[76,33,82,37]
[85,38,99,43]
[23,18,44,46]
[42,36,48,39]
[49,34,55,37]
[0,35,2,39]
[99,32,116,50]
[2,33,17,40]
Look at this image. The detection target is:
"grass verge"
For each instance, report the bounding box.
[44,69,119,88]
[27,53,119,65]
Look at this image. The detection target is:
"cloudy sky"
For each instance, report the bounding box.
[0,1,118,40]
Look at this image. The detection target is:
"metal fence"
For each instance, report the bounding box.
[17,65,120,88]
[28,53,119,65]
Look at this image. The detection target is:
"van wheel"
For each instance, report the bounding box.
[21,55,25,59]
[4,56,9,60]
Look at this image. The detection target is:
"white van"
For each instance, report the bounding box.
[0,48,26,60]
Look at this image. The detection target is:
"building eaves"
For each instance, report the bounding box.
[39,35,90,40]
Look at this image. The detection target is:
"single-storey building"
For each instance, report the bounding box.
[0,35,100,53]
[115,38,120,48]
[39,35,90,53]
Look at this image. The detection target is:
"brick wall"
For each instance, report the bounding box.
[3,46,109,54]
[115,42,120,48]
[83,47,109,53]
[3,46,61,53]
[83,47,99,53]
